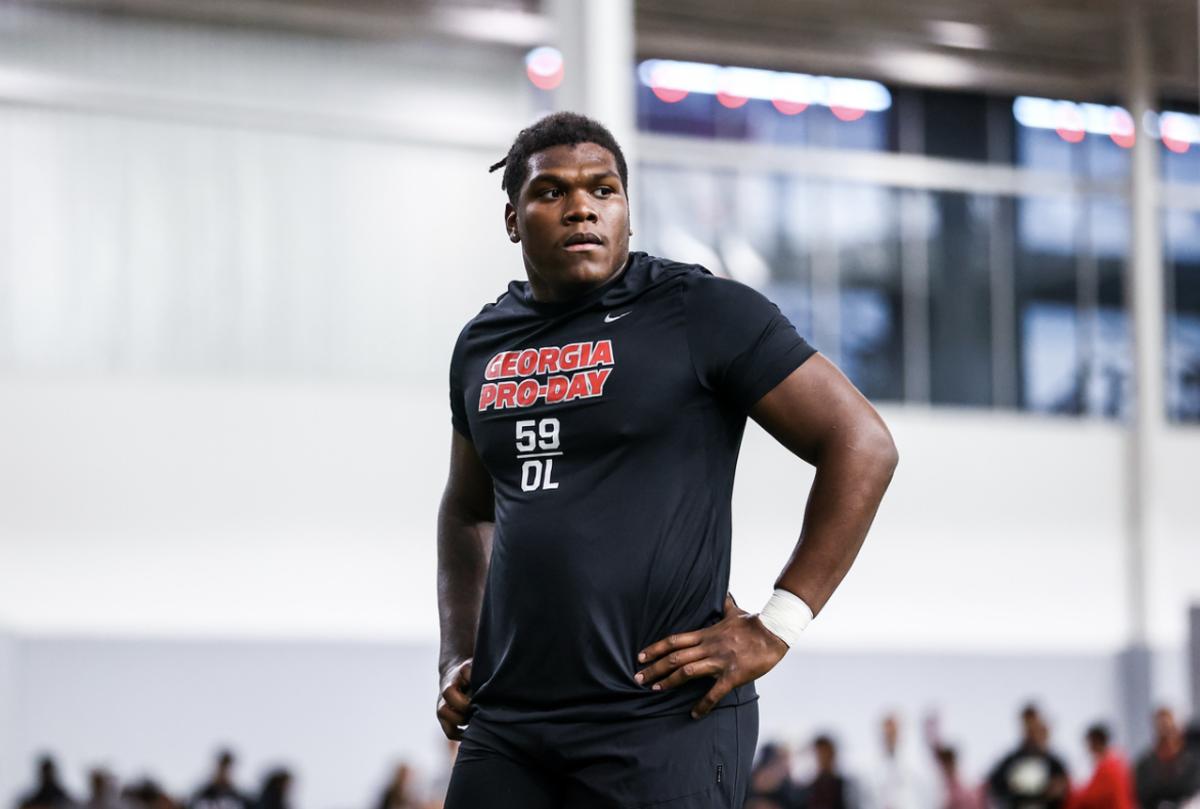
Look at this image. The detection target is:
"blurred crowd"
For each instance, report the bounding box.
[748,704,1200,809]
[10,704,1200,809]
[11,742,459,809]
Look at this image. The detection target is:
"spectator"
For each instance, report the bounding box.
[803,734,860,809]
[376,764,420,809]
[1135,708,1200,809]
[746,742,803,809]
[924,712,984,809]
[986,703,1070,809]
[1065,723,1134,809]
[254,770,290,809]
[933,746,984,809]
[869,712,927,809]
[81,770,128,809]
[120,780,179,809]
[16,756,76,809]
[190,750,251,809]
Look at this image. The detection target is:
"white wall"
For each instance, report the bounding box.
[0,632,19,809]
[1,377,1197,680]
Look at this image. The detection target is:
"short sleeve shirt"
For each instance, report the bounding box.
[449,251,817,723]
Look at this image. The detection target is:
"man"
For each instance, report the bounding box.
[746,743,803,809]
[869,712,927,809]
[804,735,861,809]
[1065,723,1134,809]
[986,704,1070,809]
[1135,708,1200,809]
[81,770,132,809]
[188,751,250,809]
[436,111,898,808]
[15,755,75,809]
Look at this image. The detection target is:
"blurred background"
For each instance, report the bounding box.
[0,0,1198,807]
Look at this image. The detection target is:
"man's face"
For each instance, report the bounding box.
[506,142,630,301]
[1154,709,1178,741]
[814,741,835,772]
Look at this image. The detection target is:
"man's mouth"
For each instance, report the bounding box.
[563,232,603,251]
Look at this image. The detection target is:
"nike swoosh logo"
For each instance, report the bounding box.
[604,311,631,323]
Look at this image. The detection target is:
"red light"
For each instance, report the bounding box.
[525,47,563,91]
[1109,109,1135,148]
[716,91,748,109]
[1054,103,1085,144]
[1161,116,1192,154]
[528,65,563,90]
[651,86,688,103]
[1163,135,1191,154]
[831,105,866,122]
[772,98,808,115]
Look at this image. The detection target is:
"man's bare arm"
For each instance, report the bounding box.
[635,354,897,717]
[750,353,898,614]
[435,429,495,739]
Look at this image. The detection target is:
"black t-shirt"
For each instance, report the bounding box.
[448,251,817,723]
[986,744,1070,809]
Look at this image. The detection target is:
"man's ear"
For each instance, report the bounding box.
[505,202,519,243]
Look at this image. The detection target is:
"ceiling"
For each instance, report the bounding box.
[637,0,1200,103]
[15,0,1200,103]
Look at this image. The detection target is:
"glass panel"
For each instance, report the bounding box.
[1016,127,1131,180]
[1159,109,1200,184]
[1015,195,1082,414]
[927,192,994,406]
[1087,198,1130,419]
[1166,208,1200,422]
[833,184,904,400]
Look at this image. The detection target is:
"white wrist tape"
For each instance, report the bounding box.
[756,588,813,648]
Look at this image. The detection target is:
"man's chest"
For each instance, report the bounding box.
[461,301,701,493]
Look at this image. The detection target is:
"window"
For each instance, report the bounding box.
[926,192,995,407]
[1166,208,1200,421]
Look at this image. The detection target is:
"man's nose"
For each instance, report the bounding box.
[562,190,599,223]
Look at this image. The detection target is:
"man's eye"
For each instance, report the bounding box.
[540,188,562,199]
[595,186,614,197]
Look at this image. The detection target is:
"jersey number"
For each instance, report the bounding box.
[516,418,560,492]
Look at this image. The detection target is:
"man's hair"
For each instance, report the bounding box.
[489,111,628,204]
[1085,723,1110,747]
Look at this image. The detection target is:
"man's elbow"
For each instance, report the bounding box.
[863,422,899,478]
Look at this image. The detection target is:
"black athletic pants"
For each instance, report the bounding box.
[443,700,759,808]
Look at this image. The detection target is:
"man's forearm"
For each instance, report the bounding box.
[775,431,897,615]
[436,501,493,680]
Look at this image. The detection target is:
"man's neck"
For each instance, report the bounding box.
[526,253,631,303]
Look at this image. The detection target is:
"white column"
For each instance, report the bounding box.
[549,0,637,235]
[549,0,636,157]
[1119,0,1164,755]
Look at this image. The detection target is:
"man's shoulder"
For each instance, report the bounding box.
[452,286,524,346]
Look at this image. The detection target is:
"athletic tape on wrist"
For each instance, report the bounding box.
[756,588,813,648]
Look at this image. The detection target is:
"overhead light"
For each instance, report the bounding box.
[525,46,563,91]
[928,20,990,50]
[878,51,978,88]
[432,8,550,47]
[636,60,892,113]
[1014,96,1140,148]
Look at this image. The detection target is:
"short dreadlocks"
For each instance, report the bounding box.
[489,111,629,204]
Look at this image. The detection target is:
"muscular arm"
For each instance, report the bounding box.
[750,353,899,615]
[435,429,495,737]
[636,353,897,717]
